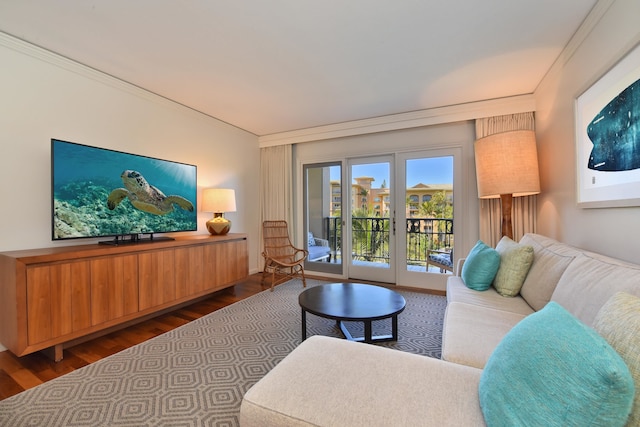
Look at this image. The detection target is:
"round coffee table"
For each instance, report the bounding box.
[298,283,406,343]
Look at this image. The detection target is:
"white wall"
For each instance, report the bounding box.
[0,36,261,350]
[535,0,640,264]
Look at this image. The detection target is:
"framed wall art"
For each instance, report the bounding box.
[575,42,640,208]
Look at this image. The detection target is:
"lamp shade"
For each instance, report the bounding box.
[202,188,236,213]
[474,130,540,199]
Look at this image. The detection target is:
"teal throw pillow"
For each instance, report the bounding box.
[479,302,635,427]
[461,240,500,291]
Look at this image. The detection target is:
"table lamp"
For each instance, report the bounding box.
[202,188,236,235]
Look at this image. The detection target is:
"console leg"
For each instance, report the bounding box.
[41,344,64,362]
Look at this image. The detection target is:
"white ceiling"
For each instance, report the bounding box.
[0,1,597,136]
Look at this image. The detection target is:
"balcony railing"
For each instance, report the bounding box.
[323,216,453,267]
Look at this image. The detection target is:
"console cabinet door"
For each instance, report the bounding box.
[232,239,249,283]
[138,249,176,310]
[175,245,205,298]
[208,239,249,289]
[90,255,138,325]
[221,238,249,285]
[26,261,91,345]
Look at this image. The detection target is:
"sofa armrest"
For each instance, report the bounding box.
[456,258,466,276]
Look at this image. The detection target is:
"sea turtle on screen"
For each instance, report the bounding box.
[107,170,194,215]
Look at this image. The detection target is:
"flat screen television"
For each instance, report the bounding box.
[51,139,197,244]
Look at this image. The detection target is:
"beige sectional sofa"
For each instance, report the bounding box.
[443,233,640,369]
[240,234,640,426]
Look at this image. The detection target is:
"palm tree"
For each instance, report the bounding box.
[419,191,452,219]
[351,207,388,262]
[358,188,369,210]
[418,190,453,250]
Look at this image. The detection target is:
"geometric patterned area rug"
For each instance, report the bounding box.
[0,279,446,426]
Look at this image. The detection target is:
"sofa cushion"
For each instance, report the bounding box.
[240,336,486,427]
[594,292,640,427]
[492,236,533,297]
[479,302,635,427]
[442,301,528,369]
[551,253,640,326]
[446,277,535,315]
[461,240,500,291]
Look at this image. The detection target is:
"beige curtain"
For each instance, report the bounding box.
[475,113,537,246]
[259,144,294,266]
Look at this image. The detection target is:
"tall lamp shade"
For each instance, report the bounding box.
[202,188,236,235]
[474,130,540,239]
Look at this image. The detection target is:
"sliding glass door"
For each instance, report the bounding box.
[303,162,342,275]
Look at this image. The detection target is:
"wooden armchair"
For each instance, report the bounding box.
[426,248,454,274]
[261,220,308,291]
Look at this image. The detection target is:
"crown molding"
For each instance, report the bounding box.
[259,95,535,147]
[0,31,157,100]
[557,0,616,67]
[0,31,232,127]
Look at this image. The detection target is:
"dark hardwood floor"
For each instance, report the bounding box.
[0,273,269,401]
[0,273,442,401]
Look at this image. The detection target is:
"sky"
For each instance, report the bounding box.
[330,156,453,188]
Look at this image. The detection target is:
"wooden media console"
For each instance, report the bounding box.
[0,234,248,361]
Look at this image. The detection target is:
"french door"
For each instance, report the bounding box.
[303,149,458,288]
[396,149,457,288]
[347,156,395,283]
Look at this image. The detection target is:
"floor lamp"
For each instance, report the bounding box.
[474,130,540,240]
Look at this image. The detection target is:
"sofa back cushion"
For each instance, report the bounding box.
[594,292,640,427]
[479,302,635,427]
[518,240,574,311]
[550,254,640,327]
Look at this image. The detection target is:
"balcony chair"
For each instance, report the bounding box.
[307,232,331,262]
[261,220,308,291]
[426,248,454,274]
